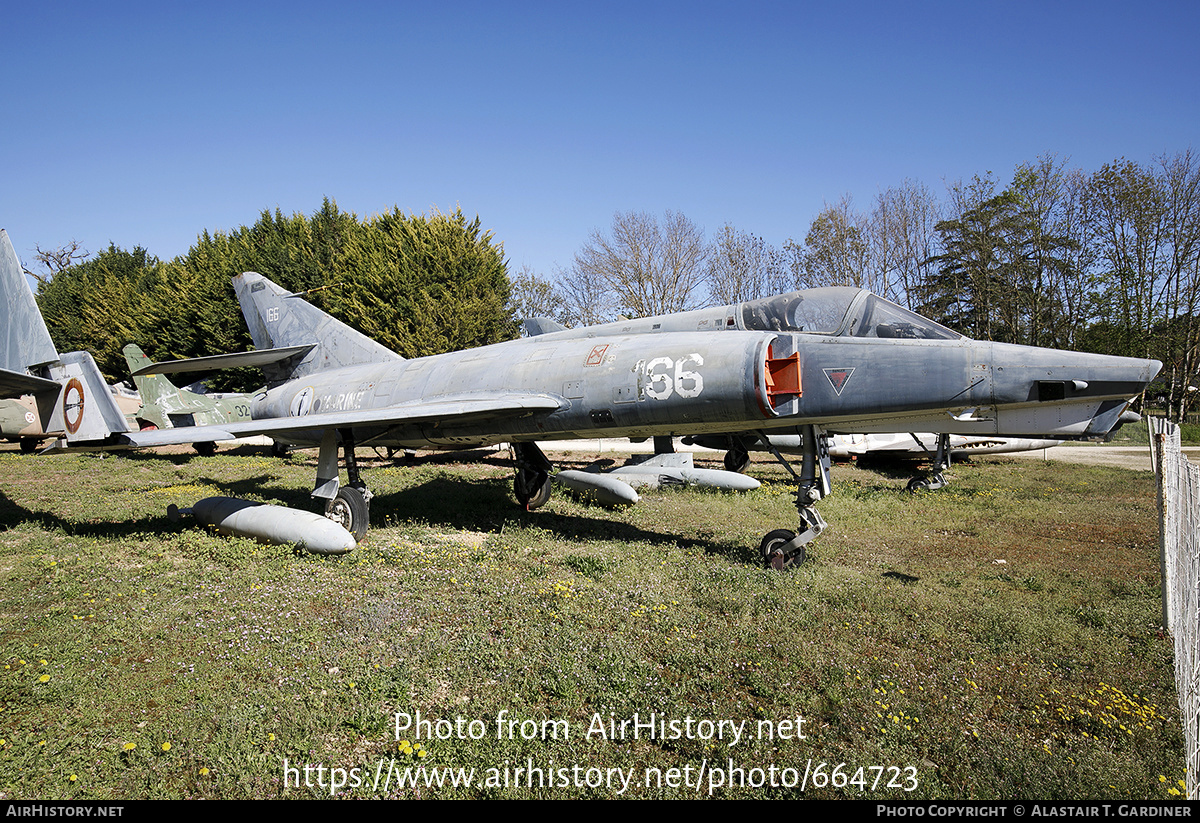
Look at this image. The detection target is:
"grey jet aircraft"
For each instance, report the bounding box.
[0,228,1161,567]
[523,293,1137,502]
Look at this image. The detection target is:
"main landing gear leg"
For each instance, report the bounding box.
[760,424,830,570]
[513,442,553,511]
[723,434,752,474]
[906,432,950,493]
[652,435,675,455]
[314,428,373,541]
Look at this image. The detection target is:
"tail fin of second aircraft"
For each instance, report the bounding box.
[232,272,403,384]
[122,344,177,429]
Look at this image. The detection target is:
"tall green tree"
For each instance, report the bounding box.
[330,207,515,357]
[919,187,1026,341]
[235,198,357,293]
[37,244,160,380]
[127,198,362,385]
[796,197,871,291]
[37,201,516,389]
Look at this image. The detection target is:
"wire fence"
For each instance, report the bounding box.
[1148,416,1199,799]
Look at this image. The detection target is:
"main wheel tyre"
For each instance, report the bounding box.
[724,448,751,474]
[515,472,552,511]
[193,441,218,457]
[761,528,803,570]
[326,486,370,541]
[270,441,291,459]
[19,438,38,454]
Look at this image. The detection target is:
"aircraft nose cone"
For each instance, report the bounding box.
[984,344,1163,439]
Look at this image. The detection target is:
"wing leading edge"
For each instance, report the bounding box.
[118,393,564,448]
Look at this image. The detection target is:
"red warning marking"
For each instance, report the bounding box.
[585,344,610,366]
[823,367,855,396]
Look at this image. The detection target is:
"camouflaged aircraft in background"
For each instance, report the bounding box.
[123,343,256,456]
[0,228,1161,567]
[1,396,49,452]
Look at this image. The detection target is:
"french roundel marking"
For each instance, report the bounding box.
[63,378,85,434]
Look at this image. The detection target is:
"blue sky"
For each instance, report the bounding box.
[4,1,1197,281]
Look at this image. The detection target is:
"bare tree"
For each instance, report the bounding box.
[778,237,806,292]
[509,264,569,325]
[944,173,999,219]
[554,263,616,327]
[1084,158,1168,358]
[868,179,941,307]
[1081,151,1200,421]
[571,210,707,318]
[1009,154,1091,349]
[798,196,871,290]
[1156,149,1200,420]
[22,240,90,283]
[704,223,786,304]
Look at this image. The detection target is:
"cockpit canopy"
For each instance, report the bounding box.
[739,288,963,340]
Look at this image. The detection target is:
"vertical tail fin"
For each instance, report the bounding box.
[49,351,132,442]
[1,230,60,395]
[232,272,402,384]
[123,344,176,429]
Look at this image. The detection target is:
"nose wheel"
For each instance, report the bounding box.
[758,424,831,569]
[761,529,805,570]
[906,433,951,494]
[906,473,947,493]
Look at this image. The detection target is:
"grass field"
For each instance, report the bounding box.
[0,443,1186,799]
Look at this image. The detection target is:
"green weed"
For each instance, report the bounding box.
[0,445,1183,799]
